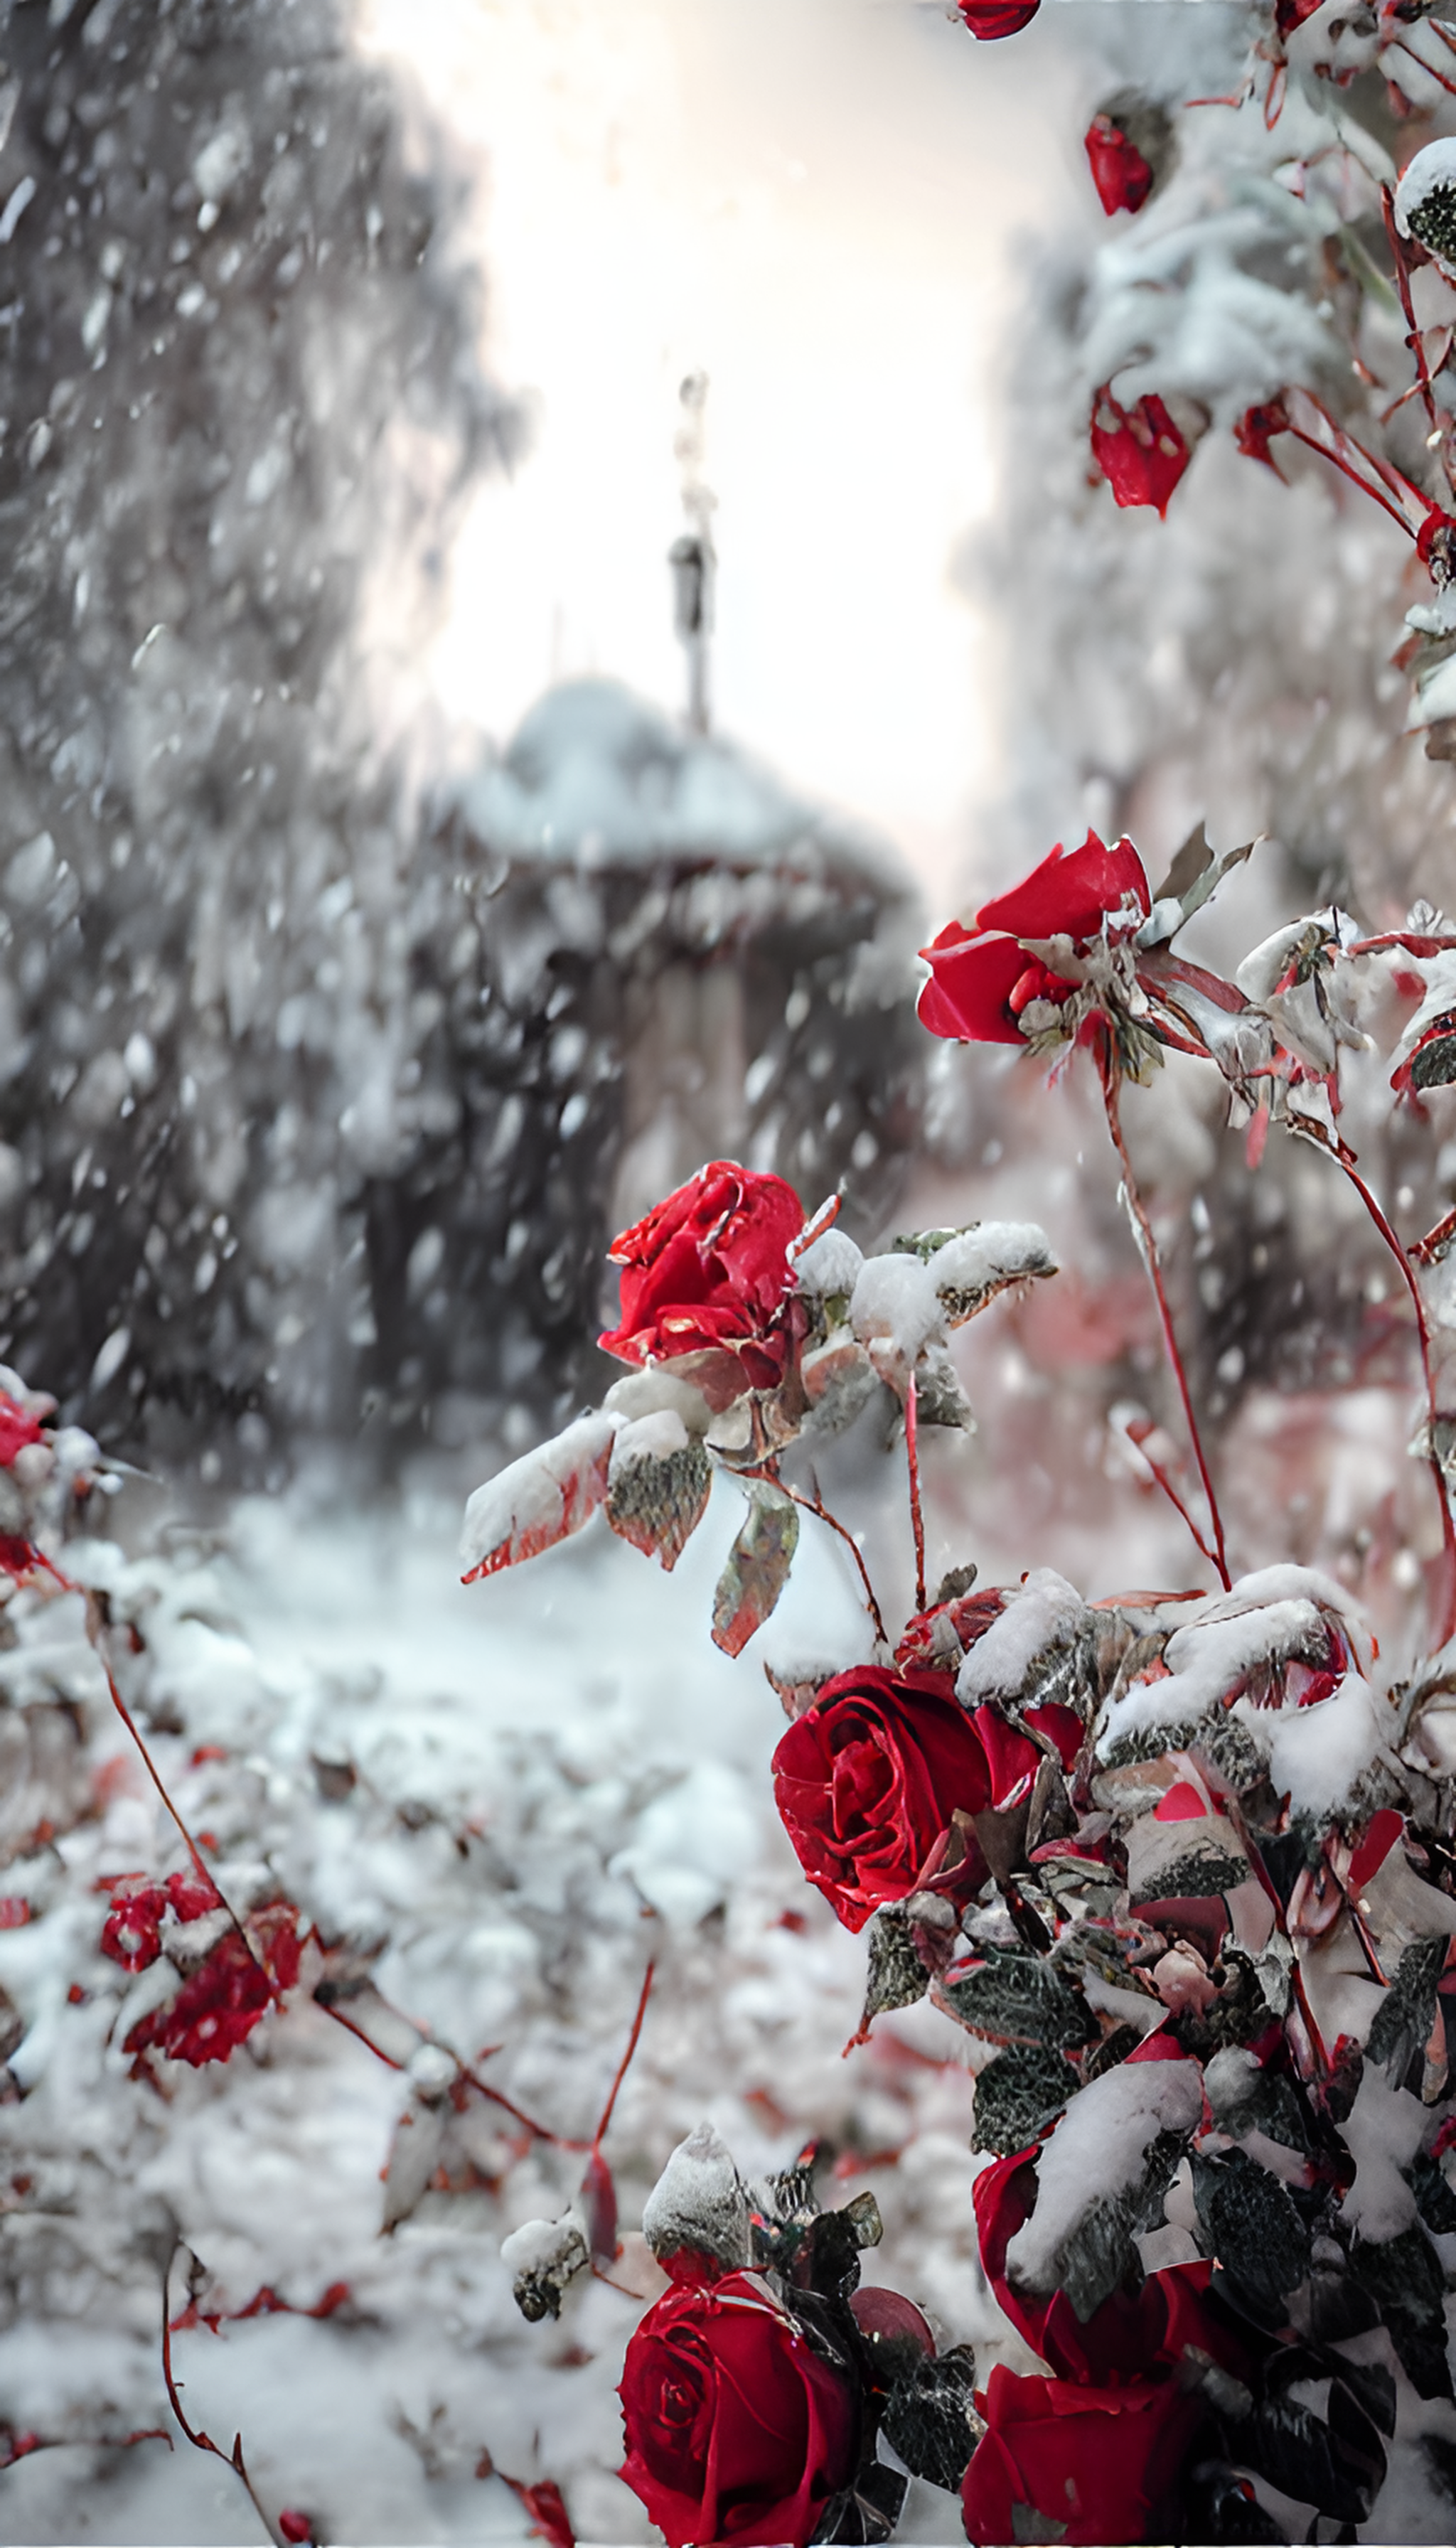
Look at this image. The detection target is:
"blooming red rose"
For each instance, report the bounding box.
[1091,387,1192,517]
[1085,113,1155,215]
[917,833,1151,1048]
[956,0,1040,34]
[771,1666,994,1932]
[599,1161,804,1391]
[961,2362,1204,2548]
[619,2269,856,2548]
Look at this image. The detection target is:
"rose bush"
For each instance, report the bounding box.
[598,1160,805,1391]
[771,1666,1002,1932]
[618,2269,856,2548]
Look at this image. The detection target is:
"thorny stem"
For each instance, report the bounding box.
[771,1472,887,1647]
[591,1959,655,2152]
[1100,1056,1232,1591]
[1316,1138,1456,1648]
[161,2245,286,2548]
[905,1374,927,1617]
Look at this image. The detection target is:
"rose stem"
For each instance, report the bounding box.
[905,1372,927,1615]
[161,2245,285,2547]
[1099,1051,1232,1591]
[591,1958,655,2153]
[770,1472,887,1646]
[85,1597,275,1991]
[1297,1124,1456,1647]
[1380,187,1442,439]
[1126,1428,1219,1575]
[317,1998,574,2146]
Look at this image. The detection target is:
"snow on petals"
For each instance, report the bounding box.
[460,1410,619,1583]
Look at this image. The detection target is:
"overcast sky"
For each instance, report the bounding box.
[356,0,1086,903]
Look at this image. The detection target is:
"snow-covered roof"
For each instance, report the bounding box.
[451,677,900,884]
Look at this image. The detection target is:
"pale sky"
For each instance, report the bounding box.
[355,0,1082,901]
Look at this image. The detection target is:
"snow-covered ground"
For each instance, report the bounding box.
[0,1467,1032,2547]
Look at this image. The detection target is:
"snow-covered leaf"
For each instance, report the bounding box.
[605,1412,711,1570]
[460,1411,618,1583]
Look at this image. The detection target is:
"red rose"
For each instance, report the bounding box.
[971,2141,1244,2388]
[956,0,1040,34]
[771,1666,994,1932]
[917,833,1151,1047]
[599,1161,804,1391]
[1085,113,1155,215]
[0,1395,43,1470]
[619,2270,856,2548]
[1091,387,1192,517]
[962,2362,1204,2547]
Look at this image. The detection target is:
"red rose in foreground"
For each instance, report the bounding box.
[771,1666,994,1932]
[1085,113,1155,215]
[599,1161,804,1390]
[619,2270,855,2548]
[957,0,1040,34]
[971,2143,1244,2387]
[962,2362,1204,2547]
[917,832,1150,1047]
[1091,387,1192,516]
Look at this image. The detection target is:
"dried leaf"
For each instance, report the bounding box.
[711,1488,799,1658]
[606,1434,710,1571]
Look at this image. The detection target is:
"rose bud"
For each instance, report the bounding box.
[500,2207,589,2323]
[641,2120,751,2284]
[619,2270,857,2548]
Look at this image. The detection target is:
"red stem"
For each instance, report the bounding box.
[1123,1423,1219,1575]
[1381,184,1441,437]
[161,2249,284,2547]
[905,1373,926,1616]
[1327,1146,1456,1646]
[756,1468,887,1646]
[318,1998,577,2147]
[592,1959,655,2151]
[90,1621,275,1995]
[1100,1056,1232,1590]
